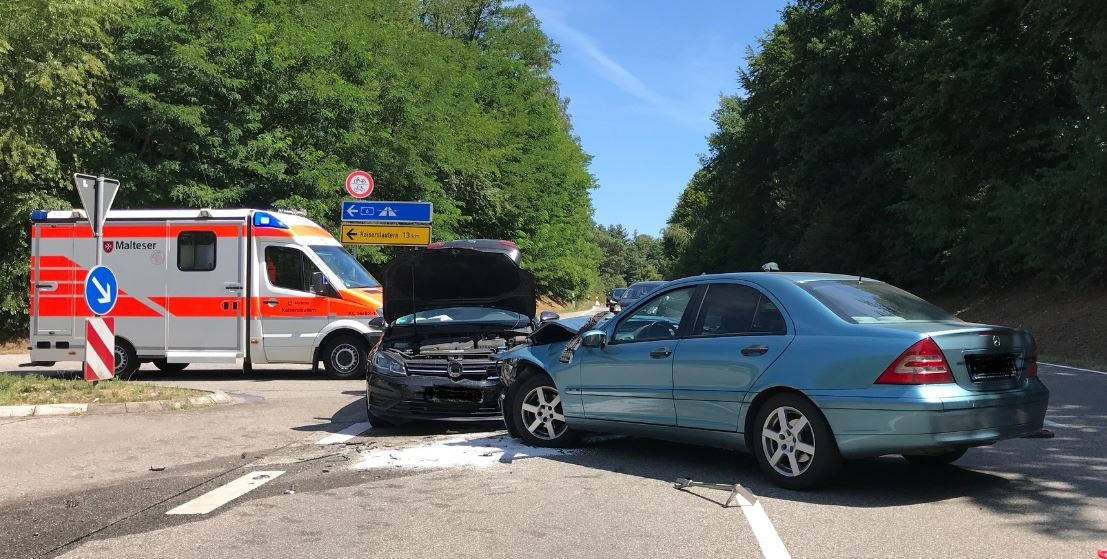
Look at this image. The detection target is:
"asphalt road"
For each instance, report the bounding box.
[0,357,1103,559]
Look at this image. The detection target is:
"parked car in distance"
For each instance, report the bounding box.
[616,280,666,311]
[496,272,1049,489]
[606,288,627,312]
[428,239,521,264]
[366,246,554,425]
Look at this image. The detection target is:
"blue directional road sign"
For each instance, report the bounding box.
[341,201,433,223]
[84,265,118,316]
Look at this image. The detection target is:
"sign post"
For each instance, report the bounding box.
[74,173,120,382]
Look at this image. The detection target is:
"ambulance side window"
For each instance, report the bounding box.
[265,246,320,293]
[177,231,216,271]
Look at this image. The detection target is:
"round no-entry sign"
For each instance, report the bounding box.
[345,170,374,199]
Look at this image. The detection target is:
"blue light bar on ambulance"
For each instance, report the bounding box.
[31,210,48,222]
[252,211,288,229]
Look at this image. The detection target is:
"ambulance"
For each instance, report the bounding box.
[29,208,385,378]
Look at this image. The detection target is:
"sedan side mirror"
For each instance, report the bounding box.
[539,311,560,323]
[580,330,606,348]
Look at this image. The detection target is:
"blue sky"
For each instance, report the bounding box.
[526,1,789,237]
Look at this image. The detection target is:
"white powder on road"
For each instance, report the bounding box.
[353,433,577,470]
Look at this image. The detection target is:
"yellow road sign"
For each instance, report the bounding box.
[340,224,431,246]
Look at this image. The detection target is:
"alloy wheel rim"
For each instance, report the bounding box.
[333,344,359,373]
[520,385,566,440]
[761,406,816,477]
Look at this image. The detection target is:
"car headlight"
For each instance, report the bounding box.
[372,352,406,376]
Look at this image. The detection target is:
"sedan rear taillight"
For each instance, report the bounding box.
[876,337,955,384]
[1026,337,1038,378]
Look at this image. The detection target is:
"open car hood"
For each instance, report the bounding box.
[383,248,536,322]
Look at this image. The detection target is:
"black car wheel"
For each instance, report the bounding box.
[752,393,842,490]
[322,335,368,379]
[152,359,189,373]
[903,448,967,467]
[509,374,578,447]
[113,339,139,380]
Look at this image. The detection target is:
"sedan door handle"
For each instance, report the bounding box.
[265,298,279,307]
[649,347,673,359]
[741,344,769,357]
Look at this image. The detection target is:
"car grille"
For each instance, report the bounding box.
[404,354,498,380]
[966,353,1018,382]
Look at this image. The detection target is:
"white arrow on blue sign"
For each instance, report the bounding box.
[84,265,118,316]
[341,201,433,223]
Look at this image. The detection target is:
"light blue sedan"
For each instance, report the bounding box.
[496,273,1049,489]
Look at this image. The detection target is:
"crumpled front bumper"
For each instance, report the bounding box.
[367,372,502,423]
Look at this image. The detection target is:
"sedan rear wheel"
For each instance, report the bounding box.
[511,374,578,447]
[753,393,842,490]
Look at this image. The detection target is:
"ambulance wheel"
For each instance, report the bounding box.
[153,359,189,373]
[322,335,368,379]
[114,340,139,380]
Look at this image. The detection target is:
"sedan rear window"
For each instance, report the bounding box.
[799,280,957,323]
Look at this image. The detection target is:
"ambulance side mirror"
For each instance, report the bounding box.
[311,271,327,295]
[368,316,386,328]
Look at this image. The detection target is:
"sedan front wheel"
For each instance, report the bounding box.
[510,374,579,448]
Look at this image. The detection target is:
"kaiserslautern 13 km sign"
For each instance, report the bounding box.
[341,224,431,246]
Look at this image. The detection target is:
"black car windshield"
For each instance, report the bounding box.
[800,280,958,323]
[625,282,664,298]
[309,245,380,289]
[393,307,530,327]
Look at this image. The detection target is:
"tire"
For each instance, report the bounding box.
[152,359,189,373]
[322,335,368,379]
[113,339,140,380]
[508,374,579,448]
[752,393,842,490]
[903,448,967,467]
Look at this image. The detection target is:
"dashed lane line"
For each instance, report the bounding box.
[316,421,372,445]
[166,471,285,515]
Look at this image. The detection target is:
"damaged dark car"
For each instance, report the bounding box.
[365,247,548,425]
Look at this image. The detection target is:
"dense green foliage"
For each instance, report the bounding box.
[0,0,599,337]
[670,0,1107,290]
[593,224,666,295]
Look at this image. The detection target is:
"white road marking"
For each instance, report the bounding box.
[316,422,372,445]
[353,433,575,470]
[1044,419,1074,429]
[1040,362,1107,377]
[730,490,791,559]
[166,471,284,515]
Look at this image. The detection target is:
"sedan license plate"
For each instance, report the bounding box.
[966,353,1018,382]
[426,387,482,403]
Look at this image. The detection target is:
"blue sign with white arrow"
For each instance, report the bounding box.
[84,265,118,316]
[341,201,433,223]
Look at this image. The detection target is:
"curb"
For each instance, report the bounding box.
[0,390,236,418]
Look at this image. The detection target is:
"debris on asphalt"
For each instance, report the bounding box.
[253,474,271,481]
[355,434,577,470]
[149,466,165,472]
[64,499,79,509]
[284,484,296,495]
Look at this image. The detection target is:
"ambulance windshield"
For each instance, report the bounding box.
[309,245,380,289]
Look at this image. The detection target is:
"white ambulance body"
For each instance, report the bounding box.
[29,208,384,378]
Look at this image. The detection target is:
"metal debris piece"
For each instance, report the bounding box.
[674,478,757,508]
[149,466,165,472]
[284,484,296,495]
[253,474,271,481]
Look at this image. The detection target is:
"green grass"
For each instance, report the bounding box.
[1039,355,1107,372]
[0,374,204,406]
